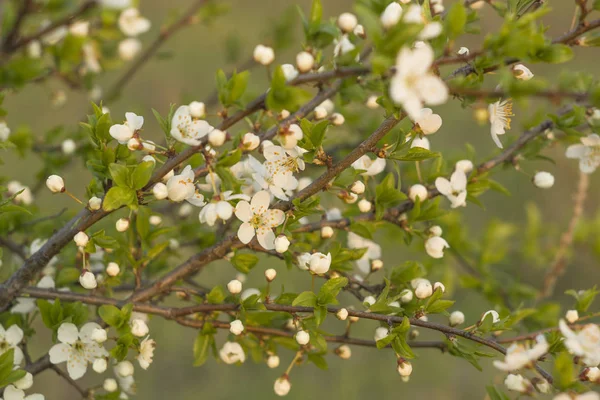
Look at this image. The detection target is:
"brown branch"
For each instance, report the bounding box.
[105,0,208,101]
[0,237,27,260]
[539,171,589,299]
[50,364,88,398]
[1,0,34,51]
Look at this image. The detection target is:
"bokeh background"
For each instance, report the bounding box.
[2,0,600,398]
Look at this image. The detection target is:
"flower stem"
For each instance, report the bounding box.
[64,190,83,205]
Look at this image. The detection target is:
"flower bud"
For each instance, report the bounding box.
[127,137,142,151]
[366,95,379,109]
[449,311,465,326]
[93,358,107,373]
[106,262,120,277]
[46,175,65,193]
[371,259,383,271]
[336,344,352,359]
[103,378,118,392]
[92,328,108,343]
[350,181,365,194]
[227,279,242,294]
[584,367,600,382]
[457,47,469,56]
[230,319,244,335]
[331,113,345,126]
[314,106,328,120]
[74,231,89,247]
[408,184,428,202]
[512,64,534,81]
[425,236,449,258]
[344,192,358,204]
[274,377,291,396]
[429,225,442,237]
[152,182,168,200]
[415,281,433,299]
[533,171,554,189]
[455,159,474,173]
[265,268,277,282]
[337,12,358,33]
[336,308,349,321]
[353,23,365,37]
[565,309,579,324]
[242,133,260,150]
[253,44,274,65]
[279,110,290,119]
[14,372,33,390]
[267,355,280,368]
[88,196,102,211]
[309,252,331,275]
[374,327,388,341]
[481,310,500,323]
[296,51,315,73]
[116,218,130,232]
[79,271,97,289]
[321,226,334,238]
[358,199,372,213]
[364,296,376,307]
[400,289,413,303]
[381,2,402,29]
[433,282,445,293]
[189,101,206,118]
[209,129,226,147]
[61,139,76,154]
[116,360,134,377]
[397,359,413,377]
[295,330,310,345]
[131,319,149,337]
[274,235,290,253]
[149,215,162,225]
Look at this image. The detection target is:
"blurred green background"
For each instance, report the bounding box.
[2,0,600,398]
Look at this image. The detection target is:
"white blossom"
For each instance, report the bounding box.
[2,384,43,400]
[414,108,442,135]
[455,159,474,173]
[559,319,600,367]
[7,181,33,205]
[338,12,358,33]
[274,235,290,253]
[488,100,513,148]
[79,271,97,289]
[265,269,277,282]
[408,184,428,202]
[119,8,151,37]
[352,155,386,176]
[109,112,143,144]
[227,279,242,294]
[74,232,89,247]
[281,64,298,81]
[137,337,155,369]
[116,218,130,232]
[333,35,355,57]
[242,133,260,150]
[533,171,555,189]
[296,51,315,73]
[449,311,465,326]
[274,377,291,396]
[435,170,467,208]
[374,327,389,342]
[220,341,246,364]
[513,64,534,80]
[235,191,285,249]
[0,122,10,141]
[100,0,131,8]
[279,125,303,149]
[482,310,500,323]
[381,2,402,29]
[49,323,108,380]
[458,47,469,55]
[504,374,532,393]
[566,309,579,324]
[170,105,213,146]
[308,252,332,275]
[253,45,275,65]
[267,355,280,368]
[566,134,600,174]
[0,325,24,365]
[131,319,149,337]
[118,38,142,61]
[424,236,449,258]
[493,335,548,371]
[295,330,310,345]
[116,360,134,377]
[152,183,168,200]
[337,308,349,321]
[230,320,244,335]
[397,360,413,377]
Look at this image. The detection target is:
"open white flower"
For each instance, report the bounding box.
[390,43,449,120]
[235,191,285,250]
[435,170,467,208]
[493,335,548,371]
[170,105,213,146]
[137,337,155,370]
[352,155,386,176]
[166,165,203,205]
[488,99,513,148]
[0,324,24,365]
[7,181,33,205]
[566,134,600,174]
[199,191,249,226]
[219,341,245,364]
[2,384,44,400]
[308,252,332,275]
[11,276,55,314]
[118,8,151,37]
[414,108,442,135]
[49,322,108,380]
[264,145,305,185]
[333,35,355,57]
[504,374,532,393]
[559,319,600,367]
[109,112,143,144]
[513,64,534,80]
[403,4,442,40]
[281,64,298,81]
[279,124,303,149]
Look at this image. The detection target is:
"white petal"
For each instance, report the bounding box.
[79,322,102,343]
[57,323,78,345]
[4,385,25,400]
[5,325,23,346]
[237,223,255,244]
[125,112,144,130]
[450,171,467,191]
[264,209,285,227]
[257,227,275,250]
[250,191,271,213]
[49,343,71,364]
[434,177,452,196]
[66,355,88,380]
[234,201,252,222]
[565,144,587,159]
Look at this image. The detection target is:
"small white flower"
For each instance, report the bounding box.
[116,360,134,377]
[350,181,365,194]
[227,279,242,294]
[0,122,11,141]
[429,225,442,237]
[230,320,244,335]
[3,384,43,400]
[118,8,151,37]
[170,105,213,146]
[449,311,465,326]
[220,341,246,364]
[61,139,76,154]
[118,38,142,61]
[46,175,65,193]
[336,308,349,321]
[533,171,554,189]
[242,133,260,150]
[408,184,428,202]
[296,51,315,73]
[137,337,155,370]
[415,281,433,299]
[488,99,513,148]
[338,12,358,33]
[93,358,107,373]
[106,262,120,277]
[103,378,118,392]
[333,35,355,57]
[79,271,97,289]
[457,47,469,56]
[279,124,303,149]
[49,322,108,380]
[482,310,500,323]
[559,319,600,367]
[513,64,534,80]
[566,309,579,324]
[566,134,600,174]
[166,166,196,202]
[274,236,290,253]
[0,324,24,365]
[358,199,372,213]
[314,106,328,120]
[7,181,33,205]
[265,269,277,282]
[424,236,450,258]
[73,232,89,247]
[14,372,33,390]
[115,218,130,232]
[455,159,474,173]
[414,108,442,135]
[390,44,449,120]
[235,191,285,250]
[435,170,467,208]
[352,155,386,176]
[504,374,532,393]
[347,232,382,275]
[336,345,352,359]
[331,112,345,126]
[131,319,149,337]
[267,355,280,368]
[433,282,445,293]
[366,95,379,109]
[374,327,389,342]
[274,377,291,396]
[295,330,310,345]
[411,136,430,150]
[109,112,144,144]
[364,296,376,306]
[91,328,107,343]
[253,45,275,65]
[397,360,413,377]
[149,215,162,225]
[381,2,402,29]
[308,252,332,275]
[493,335,548,371]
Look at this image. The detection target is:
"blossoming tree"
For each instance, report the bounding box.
[1,0,600,398]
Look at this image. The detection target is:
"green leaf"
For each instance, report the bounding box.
[108,163,131,187]
[536,44,574,64]
[131,161,155,190]
[390,261,425,284]
[99,305,124,327]
[317,277,348,305]
[207,286,227,304]
[375,173,407,219]
[292,291,317,307]
[309,0,322,25]
[231,253,259,274]
[193,329,214,367]
[389,147,441,162]
[445,3,467,39]
[56,267,81,286]
[102,186,136,211]
[553,351,575,390]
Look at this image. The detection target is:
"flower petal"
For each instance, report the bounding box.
[57,323,79,345]
[80,322,102,343]
[237,223,255,244]
[5,325,23,346]
[66,355,88,380]
[49,343,70,364]
[250,191,271,213]
[234,201,252,223]
[264,209,285,228]
[434,177,452,196]
[257,227,275,250]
